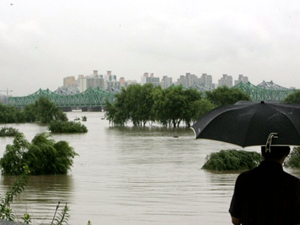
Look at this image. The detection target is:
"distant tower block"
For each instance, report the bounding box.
[107,71,112,76]
[93,70,98,75]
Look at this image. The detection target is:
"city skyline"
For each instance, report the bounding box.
[1,67,296,97]
[1,0,300,96]
[61,69,293,94]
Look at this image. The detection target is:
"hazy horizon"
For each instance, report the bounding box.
[1,0,300,96]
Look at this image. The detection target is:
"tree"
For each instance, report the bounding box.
[202,149,261,171]
[105,88,130,126]
[181,88,203,127]
[190,99,216,122]
[152,86,186,127]
[205,86,251,107]
[0,104,26,124]
[284,90,300,104]
[0,133,77,175]
[33,96,68,124]
[49,121,88,133]
[106,84,157,126]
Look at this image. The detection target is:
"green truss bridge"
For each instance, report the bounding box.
[8,87,115,111]
[7,81,297,110]
[233,81,296,102]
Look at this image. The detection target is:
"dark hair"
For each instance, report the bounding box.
[261,146,290,160]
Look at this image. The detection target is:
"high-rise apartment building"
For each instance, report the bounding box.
[63,76,77,88]
[161,76,173,89]
[186,73,197,87]
[234,74,249,86]
[177,75,187,87]
[86,75,106,90]
[141,73,160,86]
[218,74,233,87]
[77,75,87,92]
[199,73,213,88]
[119,77,126,87]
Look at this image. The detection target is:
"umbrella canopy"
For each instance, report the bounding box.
[191,101,300,147]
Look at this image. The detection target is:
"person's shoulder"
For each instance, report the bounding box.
[236,167,258,180]
[283,170,300,183]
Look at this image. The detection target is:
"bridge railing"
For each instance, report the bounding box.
[7,87,115,109]
[7,82,297,108]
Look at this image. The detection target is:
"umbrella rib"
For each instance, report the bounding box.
[268,105,300,142]
[240,110,256,148]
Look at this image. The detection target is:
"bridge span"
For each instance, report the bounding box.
[7,87,114,111]
[6,82,297,109]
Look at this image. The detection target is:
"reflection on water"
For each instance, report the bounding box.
[0,112,299,224]
[1,175,73,222]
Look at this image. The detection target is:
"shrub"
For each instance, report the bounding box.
[202,149,261,171]
[0,133,77,175]
[48,121,88,133]
[0,127,20,137]
[285,147,300,168]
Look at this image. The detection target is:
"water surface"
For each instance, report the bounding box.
[0,112,298,224]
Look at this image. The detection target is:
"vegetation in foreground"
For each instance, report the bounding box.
[0,132,77,175]
[202,149,261,171]
[0,167,91,224]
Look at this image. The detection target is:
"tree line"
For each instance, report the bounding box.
[105,84,251,127]
[105,84,300,127]
[0,96,67,124]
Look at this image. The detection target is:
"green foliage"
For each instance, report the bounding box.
[205,86,251,107]
[190,99,216,122]
[152,86,203,127]
[285,147,300,168]
[49,120,88,133]
[0,96,68,124]
[0,172,87,224]
[0,127,20,137]
[33,96,68,124]
[0,104,26,124]
[0,166,29,221]
[22,213,31,224]
[106,84,204,127]
[284,90,300,104]
[0,133,30,175]
[53,203,70,225]
[106,84,157,126]
[0,133,77,175]
[202,149,261,171]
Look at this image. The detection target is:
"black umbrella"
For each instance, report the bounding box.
[191,101,300,147]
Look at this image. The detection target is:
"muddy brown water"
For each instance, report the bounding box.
[0,112,299,225]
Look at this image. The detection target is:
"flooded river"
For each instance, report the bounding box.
[0,112,299,225]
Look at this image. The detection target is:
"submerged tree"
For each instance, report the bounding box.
[106,84,157,126]
[202,149,261,171]
[0,132,77,175]
[285,147,300,168]
[0,96,68,124]
[49,121,88,133]
[0,127,20,137]
[31,96,68,124]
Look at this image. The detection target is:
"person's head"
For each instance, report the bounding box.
[261,146,290,162]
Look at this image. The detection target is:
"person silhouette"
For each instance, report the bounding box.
[229,144,300,225]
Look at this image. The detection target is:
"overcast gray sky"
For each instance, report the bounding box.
[1,0,300,96]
